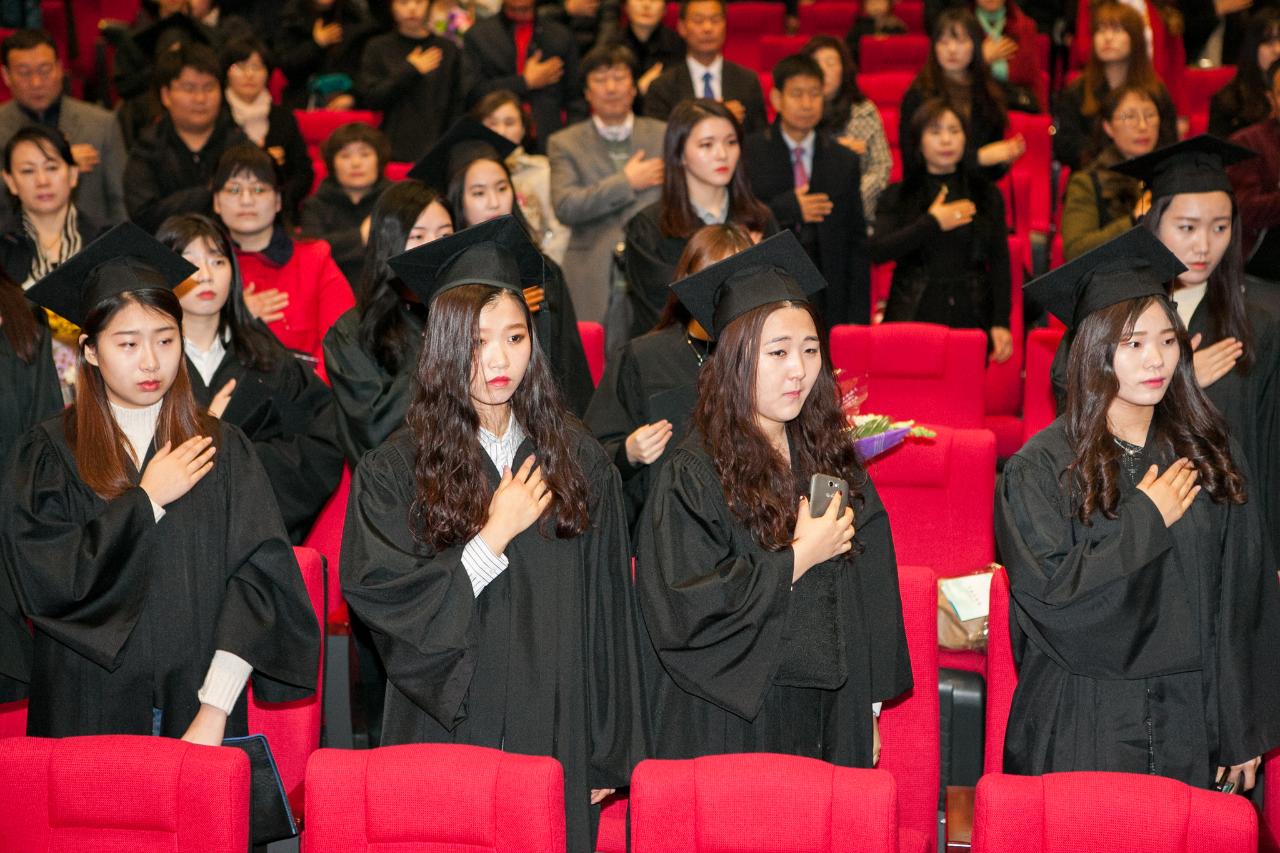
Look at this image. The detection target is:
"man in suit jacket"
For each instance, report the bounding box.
[465,0,587,154]
[744,54,870,324]
[0,29,128,225]
[641,0,767,135]
[548,44,666,333]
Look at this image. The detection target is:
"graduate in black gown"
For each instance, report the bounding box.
[585,223,752,530]
[636,231,912,766]
[157,213,344,544]
[0,223,318,743]
[1001,228,1280,791]
[340,216,645,853]
[322,181,455,466]
[414,118,595,417]
[0,270,61,468]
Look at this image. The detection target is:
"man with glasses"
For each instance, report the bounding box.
[124,42,248,233]
[0,29,129,225]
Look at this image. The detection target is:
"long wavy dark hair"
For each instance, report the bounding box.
[658,99,772,240]
[155,213,284,373]
[693,299,865,550]
[654,223,754,330]
[406,285,589,551]
[1063,295,1246,523]
[356,180,450,374]
[69,288,215,500]
[1144,193,1254,374]
[0,269,40,363]
[801,34,867,133]
[912,8,1006,134]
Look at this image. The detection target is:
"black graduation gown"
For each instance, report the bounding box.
[634,432,912,765]
[994,419,1280,784]
[537,258,595,418]
[583,323,701,531]
[0,309,62,470]
[0,417,319,738]
[186,348,344,544]
[340,424,646,853]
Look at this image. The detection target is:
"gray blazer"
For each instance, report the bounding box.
[0,97,129,226]
[547,115,665,324]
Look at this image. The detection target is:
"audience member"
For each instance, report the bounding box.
[1209,8,1280,139]
[642,0,768,135]
[123,42,249,233]
[846,0,908,64]
[1069,0,1186,93]
[0,30,128,227]
[1229,59,1280,297]
[614,0,686,105]
[358,0,466,163]
[973,0,1043,112]
[537,0,617,57]
[274,0,375,110]
[871,98,1013,361]
[1053,1,1176,171]
[300,122,393,286]
[464,0,586,154]
[1060,84,1157,261]
[745,54,871,325]
[547,44,666,329]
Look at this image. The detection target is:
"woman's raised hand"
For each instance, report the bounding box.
[625,420,674,466]
[478,456,553,555]
[1136,458,1200,528]
[140,436,216,508]
[791,494,855,583]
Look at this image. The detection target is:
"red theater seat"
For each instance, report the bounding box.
[302,466,354,747]
[1182,65,1235,128]
[983,566,1014,774]
[630,754,899,852]
[858,70,915,110]
[294,110,383,158]
[798,3,859,35]
[1021,326,1064,444]
[304,744,566,852]
[1266,748,1280,852]
[859,34,931,72]
[983,234,1027,459]
[578,321,605,386]
[0,734,249,852]
[758,34,811,71]
[897,0,925,31]
[972,771,1257,853]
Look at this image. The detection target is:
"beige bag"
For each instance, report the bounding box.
[937,566,1000,651]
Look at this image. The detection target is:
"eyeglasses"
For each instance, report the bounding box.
[219,183,274,197]
[1113,110,1158,126]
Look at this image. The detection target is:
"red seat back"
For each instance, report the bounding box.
[864,425,996,576]
[304,744,566,852]
[896,0,925,31]
[972,771,1258,853]
[1265,748,1280,852]
[879,563,940,853]
[798,3,859,35]
[983,566,1015,774]
[1021,326,1064,444]
[0,735,249,852]
[577,321,605,387]
[757,34,811,72]
[303,467,353,631]
[859,34,931,72]
[830,322,988,428]
[293,110,383,158]
[0,698,25,737]
[857,70,915,109]
[630,754,898,852]
[1182,66,1235,123]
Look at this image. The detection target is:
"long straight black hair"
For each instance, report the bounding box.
[0,269,41,363]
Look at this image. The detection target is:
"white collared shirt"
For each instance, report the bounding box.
[461,414,528,597]
[686,54,725,101]
[184,332,228,387]
[592,111,635,143]
[1172,282,1208,329]
[781,129,816,184]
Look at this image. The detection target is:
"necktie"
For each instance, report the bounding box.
[701,71,714,99]
[792,145,809,187]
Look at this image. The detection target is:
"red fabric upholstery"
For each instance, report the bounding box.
[303,466,353,631]
[664,2,680,30]
[857,70,916,109]
[859,34,931,73]
[1007,112,1053,236]
[983,566,1015,774]
[972,771,1257,853]
[983,234,1027,460]
[880,564,940,853]
[798,3,859,36]
[1264,748,1280,852]
[758,34,812,72]
[830,322,988,428]
[293,110,383,159]
[1021,326,1064,444]
[596,793,629,853]
[0,734,249,852]
[385,161,413,181]
[1181,65,1235,122]
[864,425,997,577]
[724,2,786,69]
[303,744,566,852]
[629,754,898,852]
[246,546,326,821]
[0,699,26,737]
[578,321,605,387]
[896,0,925,32]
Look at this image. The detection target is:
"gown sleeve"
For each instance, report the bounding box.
[0,426,161,670]
[855,478,914,703]
[539,260,594,418]
[322,312,413,466]
[339,436,479,729]
[583,343,645,482]
[635,449,795,720]
[0,542,31,701]
[213,424,319,703]
[994,449,1203,680]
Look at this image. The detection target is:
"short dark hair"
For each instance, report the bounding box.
[470,89,523,126]
[219,34,272,78]
[321,122,391,178]
[154,41,222,90]
[771,54,823,92]
[679,0,726,19]
[1,29,57,66]
[3,124,75,173]
[581,43,637,80]
[211,142,281,193]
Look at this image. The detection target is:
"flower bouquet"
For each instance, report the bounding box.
[837,373,936,461]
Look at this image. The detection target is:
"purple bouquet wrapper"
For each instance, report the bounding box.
[852,426,912,461]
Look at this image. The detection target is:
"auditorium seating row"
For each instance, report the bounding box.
[1,734,1272,852]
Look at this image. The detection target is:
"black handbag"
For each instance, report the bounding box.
[221,734,299,846]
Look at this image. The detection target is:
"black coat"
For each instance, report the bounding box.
[357,31,466,163]
[463,14,587,154]
[0,208,107,287]
[642,58,768,136]
[744,125,871,325]
[273,0,378,110]
[0,305,61,471]
[262,104,316,220]
[300,177,390,285]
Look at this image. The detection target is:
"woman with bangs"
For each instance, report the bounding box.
[0,223,317,744]
[1052,1,1177,171]
[340,216,644,853]
[635,231,911,768]
[1000,227,1280,792]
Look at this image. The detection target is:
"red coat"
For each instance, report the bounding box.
[234,237,355,383]
[1229,118,1280,260]
[1001,1,1043,92]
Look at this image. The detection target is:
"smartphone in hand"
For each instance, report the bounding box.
[808,474,849,518]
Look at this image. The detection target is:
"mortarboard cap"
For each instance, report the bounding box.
[1023,227,1185,331]
[1110,135,1255,201]
[25,222,197,328]
[670,230,827,340]
[135,13,213,59]
[406,118,519,192]
[386,215,544,304]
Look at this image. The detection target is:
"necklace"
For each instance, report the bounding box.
[1113,436,1144,480]
[686,333,710,366]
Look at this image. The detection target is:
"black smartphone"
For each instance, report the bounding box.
[808,474,849,518]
